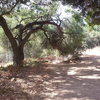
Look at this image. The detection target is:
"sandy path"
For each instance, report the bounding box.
[0,47,100,100]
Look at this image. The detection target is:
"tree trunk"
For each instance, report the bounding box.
[13,46,24,67]
[0,16,25,67]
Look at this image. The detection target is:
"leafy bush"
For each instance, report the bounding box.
[83,25,100,49]
[60,21,85,56]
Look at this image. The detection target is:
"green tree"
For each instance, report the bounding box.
[56,0,100,25]
[60,7,85,56]
[0,0,63,66]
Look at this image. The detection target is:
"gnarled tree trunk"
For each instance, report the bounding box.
[0,16,25,67]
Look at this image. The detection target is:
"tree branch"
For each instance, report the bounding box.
[21,26,43,46]
[2,0,20,15]
[22,20,63,35]
[41,28,51,42]
[0,16,18,52]
[20,19,63,46]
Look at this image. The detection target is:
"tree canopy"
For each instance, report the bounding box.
[0,0,64,66]
[57,0,100,24]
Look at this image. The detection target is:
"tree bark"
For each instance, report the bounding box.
[0,16,24,67]
[13,46,24,67]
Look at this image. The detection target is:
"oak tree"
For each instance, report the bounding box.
[0,0,63,66]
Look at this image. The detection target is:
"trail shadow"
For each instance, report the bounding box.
[0,79,33,100]
[1,55,100,100]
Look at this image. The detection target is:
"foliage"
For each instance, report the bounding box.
[0,0,64,66]
[83,24,100,48]
[56,0,100,25]
[52,6,85,56]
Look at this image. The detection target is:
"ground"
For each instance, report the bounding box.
[0,47,100,100]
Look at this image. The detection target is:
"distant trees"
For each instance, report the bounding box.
[59,0,100,25]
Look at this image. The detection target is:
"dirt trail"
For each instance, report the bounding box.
[1,47,100,100]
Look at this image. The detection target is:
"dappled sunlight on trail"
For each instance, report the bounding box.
[1,47,100,100]
[83,46,100,56]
